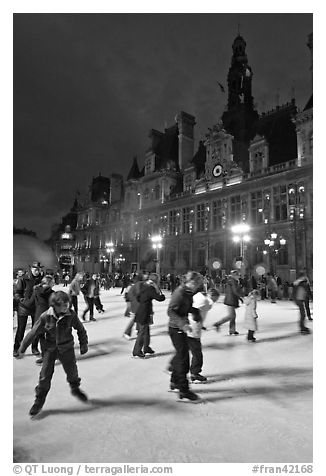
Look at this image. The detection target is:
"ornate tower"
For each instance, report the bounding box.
[222,34,259,172]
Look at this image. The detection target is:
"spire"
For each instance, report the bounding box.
[127,156,141,181]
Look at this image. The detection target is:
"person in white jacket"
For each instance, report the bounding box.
[187,288,219,383]
[243,290,260,342]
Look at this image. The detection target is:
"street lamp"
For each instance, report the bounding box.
[231,223,251,273]
[106,242,115,274]
[116,254,126,271]
[263,231,286,275]
[151,235,163,282]
[100,255,109,273]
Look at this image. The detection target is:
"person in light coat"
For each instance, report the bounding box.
[243,290,260,342]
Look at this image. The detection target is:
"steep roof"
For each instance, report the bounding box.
[254,101,297,166]
[191,141,206,178]
[127,156,142,181]
[303,94,313,111]
[154,124,179,171]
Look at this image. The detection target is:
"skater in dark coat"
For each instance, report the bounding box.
[123,272,148,340]
[17,291,89,416]
[132,273,165,358]
[167,271,203,402]
[13,261,44,357]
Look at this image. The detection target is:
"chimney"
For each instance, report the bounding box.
[175,111,196,170]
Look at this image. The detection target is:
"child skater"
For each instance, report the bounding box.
[187,287,220,383]
[17,290,89,416]
[243,289,260,342]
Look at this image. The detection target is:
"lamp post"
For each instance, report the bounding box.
[231,223,251,274]
[106,242,115,274]
[151,235,163,282]
[100,255,109,273]
[116,254,126,272]
[263,231,286,275]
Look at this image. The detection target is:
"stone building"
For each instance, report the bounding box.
[69,32,313,282]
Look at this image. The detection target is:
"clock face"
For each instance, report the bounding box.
[212,164,223,177]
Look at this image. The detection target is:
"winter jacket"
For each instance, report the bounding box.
[81,278,96,298]
[135,282,165,325]
[187,292,213,339]
[14,272,43,315]
[128,281,146,314]
[243,295,258,331]
[19,306,88,354]
[33,285,55,321]
[293,277,309,301]
[168,285,201,330]
[224,277,243,308]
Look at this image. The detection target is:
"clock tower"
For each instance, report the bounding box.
[222,34,259,172]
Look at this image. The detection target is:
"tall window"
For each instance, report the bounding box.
[196,203,206,232]
[212,200,223,230]
[169,210,180,235]
[250,191,263,224]
[197,249,206,267]
[230,195,241,223]
[273,185,288,221]
[182,207,192,234]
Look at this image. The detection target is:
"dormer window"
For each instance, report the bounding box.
[145,155,155,175]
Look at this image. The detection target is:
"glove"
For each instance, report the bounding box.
[182,324,192,333]
[80,345,88,355]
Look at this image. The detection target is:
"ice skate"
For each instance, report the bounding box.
[71,388,88,402]
[190,374,207,383]
[178,390,202,403]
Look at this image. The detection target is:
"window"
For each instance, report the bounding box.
[250,191,263,224]
[182,207,193,234]
[197,249,206,267]
[252,150,263,172]
[183,250,190,268]
[212,200,223,230]
[169,210,181,235]
[273,185,288,221]
[230,195,241,224]
[196,203,206,232]
[277,245,288,266]
[154,184,160,200]
[184,174,193,191]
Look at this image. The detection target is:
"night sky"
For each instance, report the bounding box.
[13,13,312,239]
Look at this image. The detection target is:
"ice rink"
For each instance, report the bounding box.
[13,286,313,463]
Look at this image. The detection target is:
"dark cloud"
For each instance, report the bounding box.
[13,13,312,238]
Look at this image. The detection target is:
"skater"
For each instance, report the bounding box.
[33,275,56,364]
[243,289,260,342]
[81,274,97,321]
[293,273,311,334]
[132,273,165,358]
[266,273,278,303]
[68,272,84,314]
[123,272,148,340]
[16,291,89,416]
[167,271,203,402]
[13,261,44,357]
[187,287,219,383]
[93,275,105,314]
[213,270,243,335]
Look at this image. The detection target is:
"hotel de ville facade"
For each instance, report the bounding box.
[71,33,313,283]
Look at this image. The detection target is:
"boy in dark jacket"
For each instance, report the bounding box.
[132,273,165,358]
[17,291,89,416]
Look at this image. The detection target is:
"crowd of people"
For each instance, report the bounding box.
[13,261,313,413]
